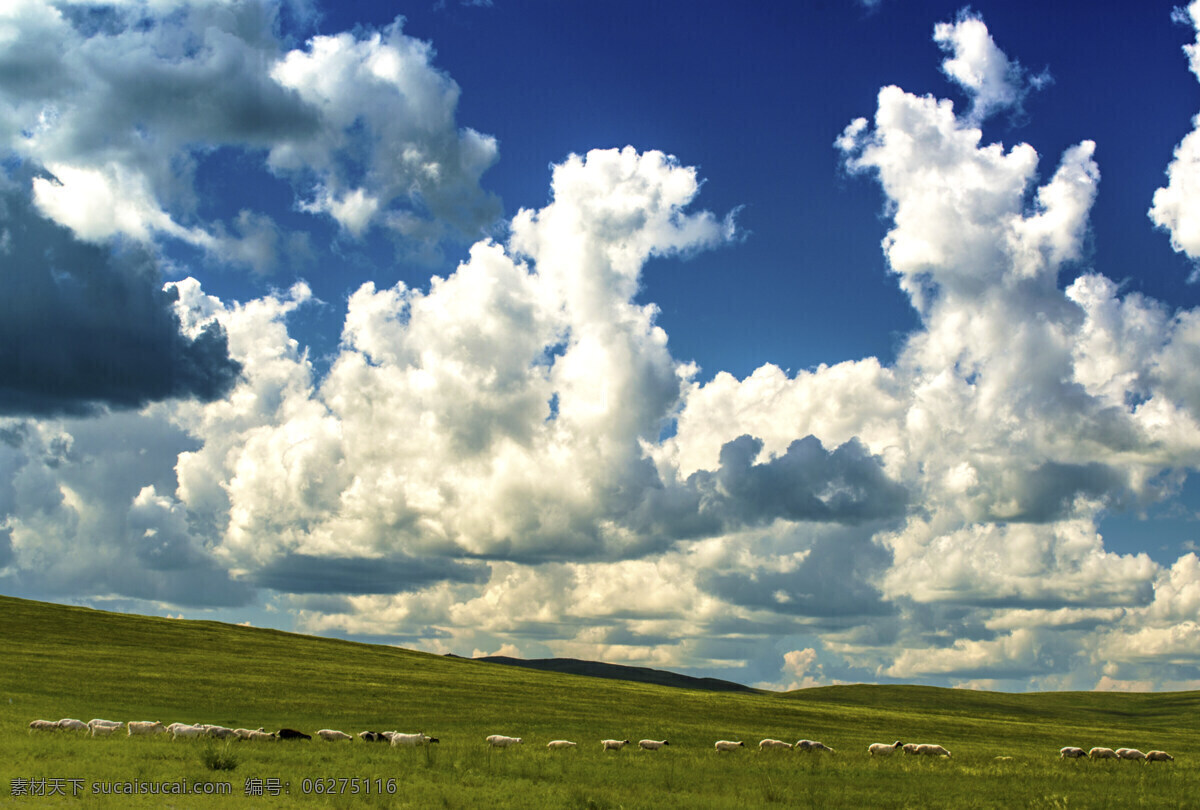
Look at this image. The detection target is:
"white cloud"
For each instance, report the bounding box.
[779,647,823,690]
[159,147,742,582]
[1150,2,1200,276]
[1174,1,1200,82]
[32,162,214,247]
[884,628,1044,679]
[881,520,1156,608]
[1,1,499,260]
[269,20,500,239]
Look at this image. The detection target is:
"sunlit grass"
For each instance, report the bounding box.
[1,594,1197,807]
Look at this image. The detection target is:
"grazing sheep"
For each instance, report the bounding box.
[234,728,265,740]
[1116,748,1147,761]
[390,732,439,746]
[1060,747,1087,759]
[1089,747,1118,760]
[170,724,205,740]
[638,740,669,750]
[902,743,921,755]
[547,740,577,750]
[1146,750,1175,763]
[317,729,352,742]
[128,721,166,736]
[994,756,1014,761]
[602,739,631,751]
[714,740,745,752]
[795,740,834,752]
[869,741,904,756]
[277,728,312,741]
[29,720,59,732]
[486,734,523,748]
[759,739,794,750]
[206,725,237,740]
[915,744,952,758]
[88,719,123,737]
[246,730,278,742]
[57,719,87,732]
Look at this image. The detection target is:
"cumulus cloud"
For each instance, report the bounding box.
[933,10,1049,124]
[0,0,499,260]
[0,409,252,607]
[1150,1,1200,277]
[653,11,1200,686]
[774,647,823,690]
[884,628,1050,679]
[268,18,501,241]
[171,147,749,579]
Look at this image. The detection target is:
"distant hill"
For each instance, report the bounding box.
[469,655,758,693]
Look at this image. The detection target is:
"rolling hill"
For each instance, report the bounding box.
[2,593,1197,808]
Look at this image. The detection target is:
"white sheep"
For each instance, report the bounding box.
[714,740,744,752]
[170,724,205,740]
[638,740,669,750]
[391,732,439,746]
[234,727,266,740]
[1116,748,1146,761]
[29,720,58,732]
[547,740,577,750]
[246,730,277,742]
[57,719,87,732]
[795,739,834,752]
[1089,747,1118,760]
[317,729,352,742]
[88,719,123,737]
[127,721,166,736]
[601,739,630,751]
[915,744,951,757]
[486,734,523,748]
[868,740,903,756]
[1059,747,1087,759]
[1146,750,1175,763]
[206,725,237,739]
[759,739,793,750]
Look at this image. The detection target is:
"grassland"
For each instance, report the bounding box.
[1,594,1197,808]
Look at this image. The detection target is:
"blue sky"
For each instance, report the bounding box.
[2,0,1200,692]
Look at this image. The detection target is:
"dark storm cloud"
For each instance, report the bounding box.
[625,434,908,554]
[253,552,491,595]
[0,188,242,416]
[701,527,897,622]
[706,435,909,524]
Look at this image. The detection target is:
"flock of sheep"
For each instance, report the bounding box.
[1059,746,1175,763]
[27,720,1177,763]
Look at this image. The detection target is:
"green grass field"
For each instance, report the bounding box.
[1,594,1197,808]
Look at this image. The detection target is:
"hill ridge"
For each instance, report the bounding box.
[470,654,758,693]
